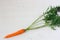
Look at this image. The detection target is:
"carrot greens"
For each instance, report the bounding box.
[26,6,60,30]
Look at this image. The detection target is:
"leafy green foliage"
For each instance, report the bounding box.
[43,6,60,30]
[26,6,60,30]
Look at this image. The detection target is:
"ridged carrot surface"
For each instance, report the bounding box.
[4,29,26,38]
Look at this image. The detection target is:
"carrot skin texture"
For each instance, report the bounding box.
[4,29,26,38]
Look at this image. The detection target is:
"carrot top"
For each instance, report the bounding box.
[26,6,60,30]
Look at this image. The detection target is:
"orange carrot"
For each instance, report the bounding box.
[4,29,26,38]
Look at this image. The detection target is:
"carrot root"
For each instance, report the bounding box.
[4,29,26,38]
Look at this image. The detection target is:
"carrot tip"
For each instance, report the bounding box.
[4,35,11,38]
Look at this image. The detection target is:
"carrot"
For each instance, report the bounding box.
[4,29,26,38]
[4,6,60,39]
